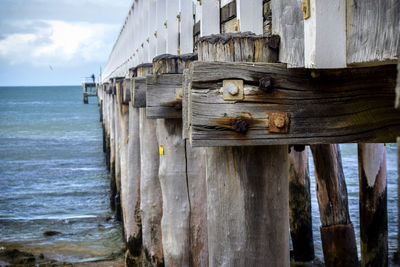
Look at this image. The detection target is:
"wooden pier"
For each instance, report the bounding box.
[96,0,400,266]
[82,77,98,104]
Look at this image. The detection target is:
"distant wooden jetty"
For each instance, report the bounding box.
[82,77,98,104]
[96,0,400,266]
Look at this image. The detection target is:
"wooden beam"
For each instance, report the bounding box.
[131,77,146,108]
[304,0,346,68]
[200,0,220,36]
[122,78,131,105]
[271,0,304,67]
[236,0,263,34]
[220,0,236,24]
[396,34,400,109]
[347,0,400,66]
[188,61,400,146]
[146,74,183,119]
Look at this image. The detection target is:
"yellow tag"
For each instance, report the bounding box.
[126,136,130,144]
[118,144,120,151]
[384,143,387,146]
[159,145,164,155]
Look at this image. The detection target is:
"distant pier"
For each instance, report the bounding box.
[82,77,97,104]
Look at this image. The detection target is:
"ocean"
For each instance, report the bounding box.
[0,85,398,263]
[0,86,123,263]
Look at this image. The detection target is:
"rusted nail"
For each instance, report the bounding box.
[233,118,248,134]
[227,84,239,96]
[268,112,290,133]
[259,76,272,92]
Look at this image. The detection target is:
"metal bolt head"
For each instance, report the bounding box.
[274,115,286,129]
[259,76,272,92]
[227,84,239,96]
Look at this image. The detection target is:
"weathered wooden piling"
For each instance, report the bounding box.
[358,143,388,266]
[109,86,117,211]
[289,147,314,262]
[310,144,358,266]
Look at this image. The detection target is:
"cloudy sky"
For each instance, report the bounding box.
[0,0,132,86]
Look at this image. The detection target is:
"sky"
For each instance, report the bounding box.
[0,0,132,86]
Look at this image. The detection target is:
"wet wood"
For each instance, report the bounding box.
[188,62,399,146]
[156,119,190,266]
[310,144,358,266]
[347,0,399,65]
[271,0,304,67]
[182,69,190,139]
[358,143,388,266]
[146,74,183,119]
[206,145,289,266]
[289,148,314,262]
[139,109,163,266]
[109,94,117,210]
[185,143,208,267]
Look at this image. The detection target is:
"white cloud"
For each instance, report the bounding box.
[0,20,119,67]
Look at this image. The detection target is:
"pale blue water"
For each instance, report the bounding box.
[0,86,123,262]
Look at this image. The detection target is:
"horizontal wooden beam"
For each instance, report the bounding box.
[187,61,400,146]
[146,74,183,119]
[122,79,131,104]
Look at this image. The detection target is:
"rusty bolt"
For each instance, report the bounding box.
[259,76,272,92]
[226,84,239,96]
[233,118,248,134]
[273,115,286,129]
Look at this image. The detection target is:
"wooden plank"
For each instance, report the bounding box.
[271,0,304,67]
[182,69,190,139]
[122,78,131,104]
[188,61,400,146]
[236,0,263,34]
[148,0,157,61]
[131,77,147,108]
[146,74,183,119]
[166,0,179,54]
[347,0,400,65]
[304,0,346,68]
[179,0,194,54]
[200,0,220,37]
[156,0,167,55]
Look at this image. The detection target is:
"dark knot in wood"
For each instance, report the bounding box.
[233,118,248,134]
[259,76,272,92]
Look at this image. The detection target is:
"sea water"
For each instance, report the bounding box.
[0,86,398,263]
[0,86,123,263]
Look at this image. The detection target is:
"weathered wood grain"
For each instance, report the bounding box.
[396,34,400,109]
[271,0,304,67]
[220,0,236,24]
[186,143,208,267]
[156,119,190,266]
[206,145,289,266]
[289,148,314,262]
[358,143,388,266]
[146,74,183,119]
[131,78,147,108]
[188,61,400,146]
[347,0,400,65]
[153,53,198,75]
[139,109,163,266]
[310,144,358,266]
[182,69,190,139]
[122,79,131,104]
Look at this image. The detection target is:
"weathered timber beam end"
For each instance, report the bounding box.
[130,63,153,78]
[122,79,131,105]
[131,78,147,108]
[310,144,358,266]
[358,143,388,266]
[197,32,279,62]
[188,61,400,146]
[146,53,197,119]
[146,74,183,119]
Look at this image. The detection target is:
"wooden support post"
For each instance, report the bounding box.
[289,147,315,262]
[310,144,358,266]
[125,104,143,265]
[190,34,289,266]
[186,143,208,266]
[114,90,122,221]
[139,108,164,266]
[398,137,400,259]
[358,143,388,266]
[156,119,190,266]
[179,0,194,54]
[236,0,263,34]
[166,0,179,54]
[109,92,117,211]
[206,146,289,266]
[156,0,167,55]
